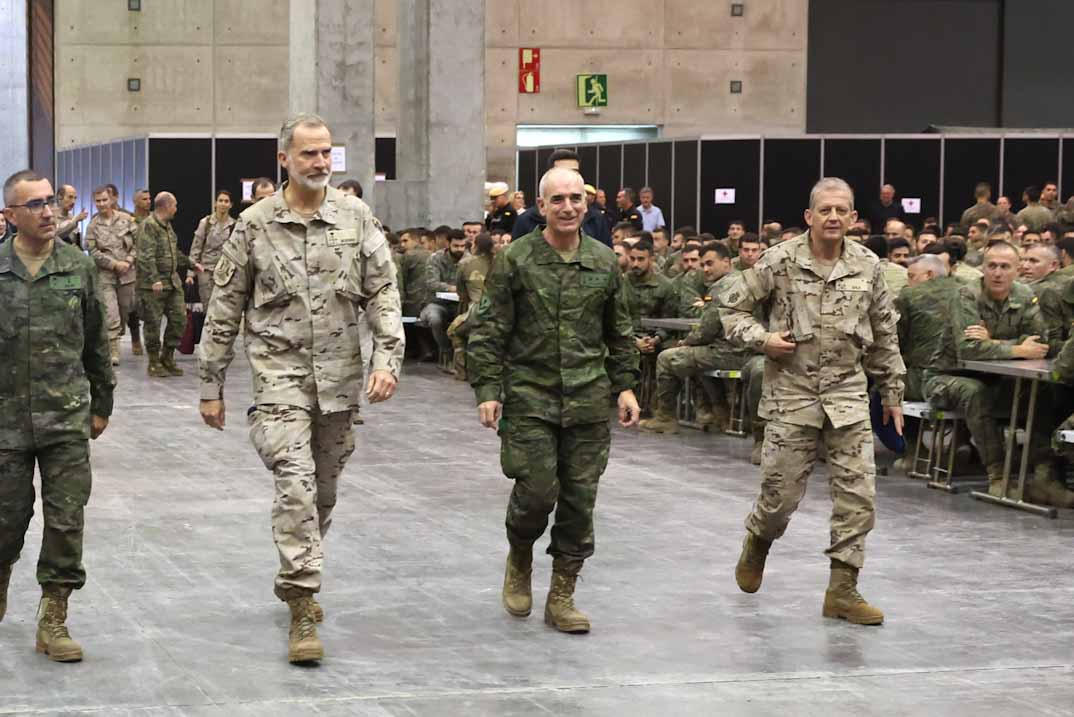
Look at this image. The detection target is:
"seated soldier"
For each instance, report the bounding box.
[731,232,766,273]
[613,243,629,274]
[1021,243,1061,296]
[612,221,639,247]
[672,241,705,317]
[896,255,960,402]
[865,234,908,293]
[446,232,494,381]
[888,237,912,267]
[627,236,678,356]
[639,242,748,434]
[1049,332,1074,471]
[945,236,984,286]
[924,241,1071,505]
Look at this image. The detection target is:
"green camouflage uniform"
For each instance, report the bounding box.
[653,274,751,415]
[674,269,709,318]
[1051,334,1074,457]
[952,263,984,287]
[135,214,190,355]
[421,248,464,352]
[628,268,677,342]
[400,247,429,316]
[959,201,999,229]
[1014,203,1054,233]
[923,282,1051,469]
[199,185,404,600]
[468,229,638,576]
[662,250,683,279]
[895,276,963,401]
[0,239,114,588]
[719,233,904,569]
[447,253,493,373]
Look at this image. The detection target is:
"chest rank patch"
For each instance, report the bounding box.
[327,228,359,246]
[579,272,610,289]
[836,277,869,292]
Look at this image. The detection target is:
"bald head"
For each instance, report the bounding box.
[539,166,584,200]
[154,191,178,221]
[537,167,586,238]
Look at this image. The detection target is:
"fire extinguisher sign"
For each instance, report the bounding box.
[519,48,540,94]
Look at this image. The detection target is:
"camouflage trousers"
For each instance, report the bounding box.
[742,354,766,440]
[196,270,215,309]
[447,312,472,377]
[100,280,135,342]
[0,441,92,588]
[925,374,1055,467]
[247,404,356,600]
[746,419,876,569]
[654,343,747,415]
[499,417,610,576]
[1055,412,1074,459]
[138,288,187,354]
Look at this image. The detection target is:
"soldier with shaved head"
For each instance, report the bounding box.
[135,191,192,377]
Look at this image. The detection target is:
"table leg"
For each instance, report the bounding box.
[1013,378,1040,502]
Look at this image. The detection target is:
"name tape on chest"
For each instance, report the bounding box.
[326,228,359,247]
[579,272,611,289]
[49,275,82,291]
[835,277,869,292]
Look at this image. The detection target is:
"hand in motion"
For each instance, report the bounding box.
[90,415,108,439]
[764,331,796,359]
[618,390,641,427]
[478,400,502,429]
[882,405,904,436]
[963,324,991,341]
[1012,335,1048,360]
[366,370,397,403]
[200,399,225,430]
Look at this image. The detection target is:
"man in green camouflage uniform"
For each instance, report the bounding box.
[199,114,404,664]
[923,242,1070,505]
[1050,333,1074,462]
[640,242,747,434]
[447,232,494,380]
[0,171,115,662]
[720,179,904,626]
[896,255,962,402]
[135,192,191,378]
[469,167,640,635]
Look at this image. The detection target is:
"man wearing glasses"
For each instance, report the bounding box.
[0,171,114,662]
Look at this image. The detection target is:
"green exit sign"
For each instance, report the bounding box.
[577,74,608,108]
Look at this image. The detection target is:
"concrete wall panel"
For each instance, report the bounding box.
[665,0,806,50]
[375,45,397,132]
[57,0,214,46]
[215,0,289,45]
[486,0,518,47]
[485,48,517,125]
[518,0,663,49]
[374,0,396,47]
[486,122,517,184]
[214,46,289,129]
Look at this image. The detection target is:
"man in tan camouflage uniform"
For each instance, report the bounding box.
[198,114,404,665]
[85,185,139,365]
[720,178,905,626]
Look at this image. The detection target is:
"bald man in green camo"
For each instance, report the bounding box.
[135,192,192,378]
[469,167,640,635]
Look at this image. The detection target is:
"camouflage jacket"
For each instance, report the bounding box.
[85,211,138,285]
[1040,274,1074,355]
[189,213,237,271]
[929,281,1046,374]
[199,185,405,412]
[400,247,430,313]
[959,201,998,228]
[628,268,678,339]
[456,252,493,319]
[718,233,904,429]
[56,209,83,247]
[1054,331,1074,382]
[952,263,984,287]
[136,214,190,290]
[896,276,962,371]
[683,274,750,355]
[0,239,115,449]
[880,260,908,294]
[425,248,464,297]
[468,228,639,426]
[1014,204,1054,232]
[675,269,709,319]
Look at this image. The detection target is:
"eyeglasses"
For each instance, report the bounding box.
[7,196,58,214]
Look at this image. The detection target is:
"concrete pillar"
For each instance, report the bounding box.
[289,0,376,209]
[381,0,485,229]
[0,0,29,183]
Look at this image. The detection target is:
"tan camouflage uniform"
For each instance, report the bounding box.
[719,233,905,568]
[188,213,236,308]
[199,185,404,600]
[84,212,138,345]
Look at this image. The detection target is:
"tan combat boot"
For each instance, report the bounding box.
[109,340,120,366]
[734,533,771,593]
[1025,463,1074,508]
[696,403,730,433]
[502,546,533,617]
[986,463,1007,498]
[159,349,184,376]
[286,596,324,663]
[36,585,83,662]
[544,572,590,634]
[310,597,325,623]
[131,338,144,356]
[147,353,169,378]
[822,560,884,625]
[0,563,11,623]
[638,410,679,434]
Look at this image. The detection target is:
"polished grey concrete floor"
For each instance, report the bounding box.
[3,343,1074,716]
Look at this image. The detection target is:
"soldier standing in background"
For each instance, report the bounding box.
[468,167,640,635]
[0,171,114,662]
[188,189,237,308]
[198,114,404,665]
[135,192,192,378]
[85,186,139,365]
[55,185,87,247]
[720,178,904,626]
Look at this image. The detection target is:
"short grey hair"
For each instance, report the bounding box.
[279,112,329,153]
[809,177,855,210]
[538,167,584,199]
[908,254,948,277]
[1027,243,1060,262]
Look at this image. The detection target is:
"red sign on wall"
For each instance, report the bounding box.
[519,48,540,94]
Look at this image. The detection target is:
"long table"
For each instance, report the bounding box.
[640,317,697,332]
[958,359,1057,518]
